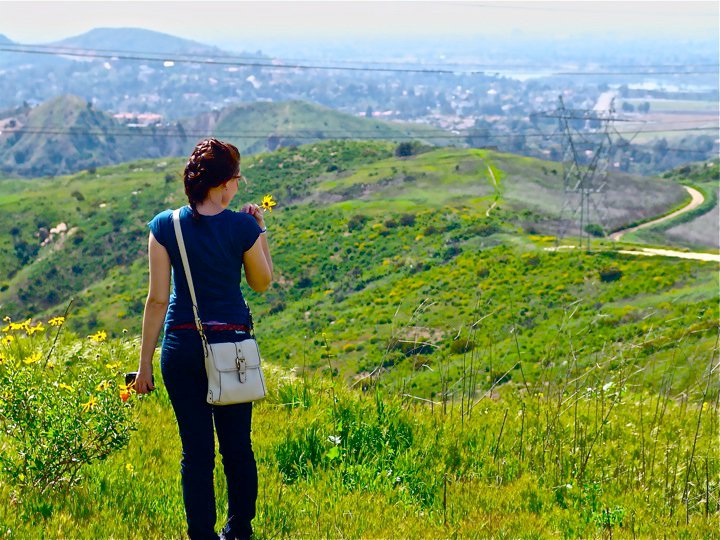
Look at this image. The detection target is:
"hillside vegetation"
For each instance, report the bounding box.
[0,141,717,538]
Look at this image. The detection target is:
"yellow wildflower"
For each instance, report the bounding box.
[88,330,107,343]
[20,319,32,332]
[96,380,111,392]
[27,322,45,336]
[2,335,14,345]
[81,395,98,413]
[0,352,5,364]
[23,352,42,364]
[48,316,66,327]
[260,194,277,212]
[105,362,120,370]
[125,463,135,474]
[2,316,10,323]
[58,383,74,392]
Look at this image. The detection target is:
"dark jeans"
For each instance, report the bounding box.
[161,329,258,540]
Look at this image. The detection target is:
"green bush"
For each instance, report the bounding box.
[0,320,137,495]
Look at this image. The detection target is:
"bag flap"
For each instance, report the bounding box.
[208,340,261,371]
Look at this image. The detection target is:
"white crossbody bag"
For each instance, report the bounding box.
[172,209,266,405]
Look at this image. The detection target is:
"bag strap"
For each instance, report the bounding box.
[172,209,210,353]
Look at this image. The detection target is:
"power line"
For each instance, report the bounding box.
[1,125,716,141]
[461,1,718,18]
[3,42,717,72]
[0,45,717,76]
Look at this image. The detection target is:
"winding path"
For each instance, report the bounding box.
[610,186,704,241]
[546,185,720,263]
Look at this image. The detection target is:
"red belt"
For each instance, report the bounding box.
[168,323,250,333]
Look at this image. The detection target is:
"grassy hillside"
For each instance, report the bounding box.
[0,95,186,177]
[0,141,713,398]
[190,100,455,156]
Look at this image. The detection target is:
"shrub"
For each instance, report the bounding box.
[599,266,623,283]
[398,213,416,227]
[449,338,475,355]
[0,324,137,495]
[585,224,605,237]
[347,214,368,231]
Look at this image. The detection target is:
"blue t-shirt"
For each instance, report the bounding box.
[147,205,262,331]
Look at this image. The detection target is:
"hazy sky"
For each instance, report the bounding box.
[0,1,717,50]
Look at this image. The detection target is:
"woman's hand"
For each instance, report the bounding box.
[240,203,265,228]
[134,368,155,394]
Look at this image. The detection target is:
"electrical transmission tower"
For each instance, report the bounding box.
[536,95,625,249]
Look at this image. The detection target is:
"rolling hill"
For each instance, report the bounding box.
[0,97,450,177]
[1,140,713,398]
[0,95,185,177]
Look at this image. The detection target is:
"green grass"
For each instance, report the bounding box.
[621,98,719,113]
[0,328,718,539]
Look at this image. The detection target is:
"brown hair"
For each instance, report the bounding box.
[183,138,241,220]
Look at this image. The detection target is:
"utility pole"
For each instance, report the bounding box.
[534,95,624,249]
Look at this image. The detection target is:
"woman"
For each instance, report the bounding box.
[135,138,273,540]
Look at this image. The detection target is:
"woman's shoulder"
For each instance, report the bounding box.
[147,208,178,243]
[151,208,175,220]
[226,209,259,227]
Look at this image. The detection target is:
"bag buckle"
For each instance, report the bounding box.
[236,356,247,384]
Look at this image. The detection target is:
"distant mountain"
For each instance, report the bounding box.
[0,97,450,177]
[51,27,223,55]
[0,34,13,44]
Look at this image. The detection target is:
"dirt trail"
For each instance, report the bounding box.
[544,245,720,263]
[610,186,704,241]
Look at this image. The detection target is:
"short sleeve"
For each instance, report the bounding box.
[148,209,173,247]
[235,212,263,253]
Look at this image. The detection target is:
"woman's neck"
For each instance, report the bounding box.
[196,190,227,216]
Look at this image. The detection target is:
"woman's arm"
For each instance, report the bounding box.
[241,203,273,292]
[136,232,171,394]
[243,237,272,292]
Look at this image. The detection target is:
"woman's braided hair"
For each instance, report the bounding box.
[183,138,241,220]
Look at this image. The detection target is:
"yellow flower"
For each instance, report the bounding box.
[0,352,5,364]
[23,352,42,364]
[125,463,135,474]
[27,322,45,336]
[2,335,14,345]
[105,362,120,370]
[96,380,111,392]
[48,316,66,327]
[2,316,10,323]
[20,319,32,332]
[58,383,74,392]
[260,194,277,212]
[88,330,107,343]
[81,395,98,413]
